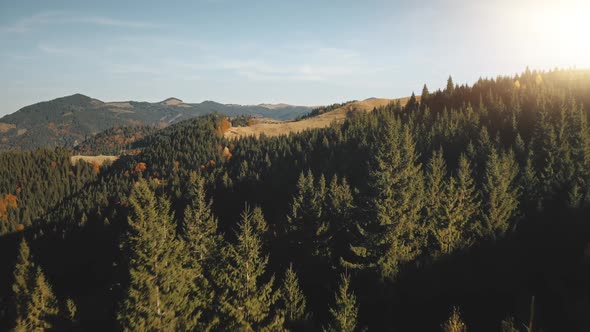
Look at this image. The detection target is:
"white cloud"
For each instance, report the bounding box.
[0,11,156,33]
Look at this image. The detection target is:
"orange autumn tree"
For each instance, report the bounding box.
[91,161,100,175]
[134,162,147,174]
[215,118,231,136]
[0,194,18,221]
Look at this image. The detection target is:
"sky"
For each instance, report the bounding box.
[0,0,589,116]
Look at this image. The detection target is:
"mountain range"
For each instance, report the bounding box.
[0,94,313,150]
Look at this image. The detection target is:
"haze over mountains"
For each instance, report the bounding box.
[0,94,313,151]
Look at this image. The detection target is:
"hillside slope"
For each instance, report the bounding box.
[0,94,313,150]
[224,97,413,139]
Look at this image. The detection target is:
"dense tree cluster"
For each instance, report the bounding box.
[0,148,99,234]
[74,126,157,156]
[0,68,590,330]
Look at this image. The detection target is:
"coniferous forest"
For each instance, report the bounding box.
[1,68,590,331]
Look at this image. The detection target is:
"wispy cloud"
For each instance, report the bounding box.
[99,42,393,84]
[214,46,390,82]
[0,11,156,33]
[37,43,80,55]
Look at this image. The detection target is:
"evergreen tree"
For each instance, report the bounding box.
[475,126,492,176]
[279,264,308,330]
[406,92,418,111]
[326,175,355,267]
[532,107,559,198]
[287,171,331,264]
[361,122,425,279]
[12,238,34,320]
[215,207,283,331]
[434,155,480,255]
[446,76,455,95]
[65,298,78,326]
[564,103,590,205]
[182,172,221,262]
[118,180,194,331]
[180,172,222,329]
[481,149,519,238]
[421,84,430,102]
[323,274,358,332]
[21,267,59,331]
[425,149,447,239]
[442,307,467,332]
[520,149,542,211]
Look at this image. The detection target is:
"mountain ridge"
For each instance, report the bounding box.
[0,93,315,151]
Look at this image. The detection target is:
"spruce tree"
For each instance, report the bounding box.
[182,172,220,262]
[425,149,447,238]
[520,149,542,211]
[481,149,519,238]
[215,207,283,331]
[22,267,59,331]
[181,172,222,330]
[421,84,430,102]
[442,307,467,332]
[326,175,355,267]
[287,171,331,264]
[118,179,193,331]
[564,103,590,206]
[434,155,480,255]
[532,107,558,198]
[280,264,308,329]
[12,238,34,320]
[65,298,78,326]
[446,76,455,95]
[324,274,358,332]
[406,92,418,111]
[366,122,425,280]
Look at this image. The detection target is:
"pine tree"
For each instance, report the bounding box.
[425,149,447,237]
[215,207,283,331]
[442,307,467,332]
[65,298,78,325]
[365,122,425,279]
[182,172,221,262]
[22,267,59,331]
[564,102,590,206]
[481,149,519,238]
[421,84,430,102]
[12,238,34,320]
[326,175,354,223]
[434,155,480,255]
[324,274,358,332]
[287,171,331,264]
[532,107,558,199]
[406,92,418,111]
[181,172,222,329]
[326,175,355,267]
[520,149,542,211]
[280,264,308,329]
[446,76,455,95]
[118,179,193,331]
[475,126,492,175]
[514,133,526,164]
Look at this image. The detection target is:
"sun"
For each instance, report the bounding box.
[527,0,590,66]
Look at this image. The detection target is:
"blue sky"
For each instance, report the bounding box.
[0,0,588,115]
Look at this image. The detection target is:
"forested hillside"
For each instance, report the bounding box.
[1,68,590,331]
[0,94,312,151]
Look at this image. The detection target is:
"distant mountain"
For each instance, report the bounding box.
[0,94,313,150]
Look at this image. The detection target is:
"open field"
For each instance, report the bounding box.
[70,155,119,165]
[224,97,413,139]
